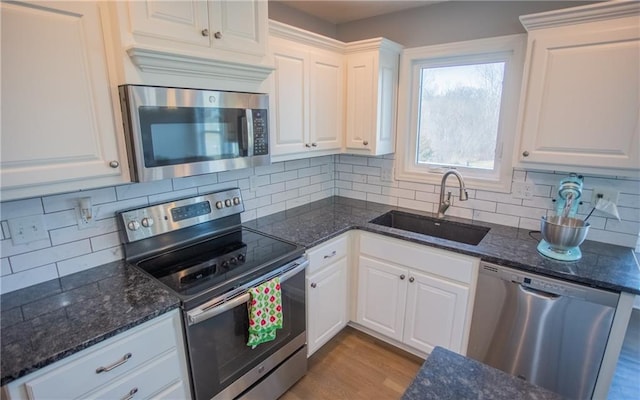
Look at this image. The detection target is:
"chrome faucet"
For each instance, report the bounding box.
[438,169,469,218]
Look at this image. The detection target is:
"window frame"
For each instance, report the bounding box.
[395,34,526,192]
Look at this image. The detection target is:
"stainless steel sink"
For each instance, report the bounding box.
[370,210,490,245]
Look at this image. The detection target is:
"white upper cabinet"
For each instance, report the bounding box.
[268,22,344,161]
[344,39,401,156]
[516,2,640,175]
[0,1,129,201]
[127,0,266,57]
[110,0,271,92]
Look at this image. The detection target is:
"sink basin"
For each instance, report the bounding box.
[370,210,490,245]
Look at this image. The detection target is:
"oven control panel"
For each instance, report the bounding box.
[119,188,244,243]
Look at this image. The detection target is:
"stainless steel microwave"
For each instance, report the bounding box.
[118,85,270,182]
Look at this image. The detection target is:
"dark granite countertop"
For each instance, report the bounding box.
[244,196,640,295]
[0,261,180,386]
[402,346,562,400]
[1,195,637,387]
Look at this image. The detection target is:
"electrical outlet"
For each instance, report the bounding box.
[512,181,534,199]
[381,167,394,183]
[591,187,619,205]
[7,215,48,245]
[76,206,96,229]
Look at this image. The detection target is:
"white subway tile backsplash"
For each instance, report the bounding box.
[1,258,11,276]
[0,154,638,295]
[586,228,638,248]
[10,240,92,273]
[271,170,298,184]
[218,168,254,183]
[0,264,58,293]
[353,182,382,194]
[367,193,398,206]
[285,177,310,191]
[149,188,198,204]
[116,180,173,200]
[50,218,118,246]
[91,232,122,252]
[285,159,311,171]
[172,174,219,191]
[0,198,43,219]
[473,210,520,227]
[43,187,116,213]
[56,247,123,277]
[1,238,51,259]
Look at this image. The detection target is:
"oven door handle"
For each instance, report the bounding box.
[186,259,308,326]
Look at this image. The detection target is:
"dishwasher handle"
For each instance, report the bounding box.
[519,284,560,299]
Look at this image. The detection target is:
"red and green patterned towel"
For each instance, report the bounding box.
[247,277,283,348]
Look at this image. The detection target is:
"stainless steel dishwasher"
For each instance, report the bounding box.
[467,262,619,400]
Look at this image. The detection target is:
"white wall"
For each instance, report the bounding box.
[338,1,596,47]
[0,157,335,294]
[269,1,338,38]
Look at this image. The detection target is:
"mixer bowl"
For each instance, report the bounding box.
[540,216,590,252]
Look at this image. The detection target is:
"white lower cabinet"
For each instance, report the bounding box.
[2,310,191,400]
[306,235,349,356]
[355,232,478,355]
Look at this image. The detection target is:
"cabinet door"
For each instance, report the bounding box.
[309,51,344,151]
[307,258,348,356]
[209,0,266,57]
[403,270,470,354]
[345,52,375,152]
[518,20,640,170]
[356,256,407,342]
[128,0,210,47]
[269,39,309,156]
[0,1,127,200]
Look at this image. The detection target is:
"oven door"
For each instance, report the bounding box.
[184,260,307,400]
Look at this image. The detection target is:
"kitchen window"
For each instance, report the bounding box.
[396,35,526,192]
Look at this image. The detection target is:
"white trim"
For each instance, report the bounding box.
[395,34,526,193]
[520,1,640,31]
[127,46,275,82]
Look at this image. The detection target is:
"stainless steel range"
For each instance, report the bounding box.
[118,188,308,400]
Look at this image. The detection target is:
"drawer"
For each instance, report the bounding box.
[360,232,477,284]
[150,381,189,400]
[306,234,348,275]
[83,350,182,400]
[24,316,179,400]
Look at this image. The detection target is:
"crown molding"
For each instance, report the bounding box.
[520,1,640,31]
[127,47,274,82]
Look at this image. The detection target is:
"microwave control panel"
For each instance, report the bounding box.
[252,109,268,156]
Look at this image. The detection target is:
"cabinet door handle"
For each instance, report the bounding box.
[121,387,138,400]
[201,28,209,37]
[96,353,132,374]
[311,142,318,147]
[214,31,222,39]
[400,274,405,280]
[522,150,530,157]
[305,143,311,148]
[323,251,337,259]
[363,140,369,146]
[311,282,317,288]
[109,160,119,168]
[409,277,415,283]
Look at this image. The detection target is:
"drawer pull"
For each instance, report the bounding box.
[96,353,132,374]
[323,251,337,259]
[121,387,138,400]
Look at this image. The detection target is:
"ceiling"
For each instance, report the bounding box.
[273,1,444,24]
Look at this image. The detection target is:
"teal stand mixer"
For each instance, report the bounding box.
[537,174,590,261]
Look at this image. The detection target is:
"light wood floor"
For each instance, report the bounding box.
[280,327,424,400]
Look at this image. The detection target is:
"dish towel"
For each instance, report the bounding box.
[247,277,283,348]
